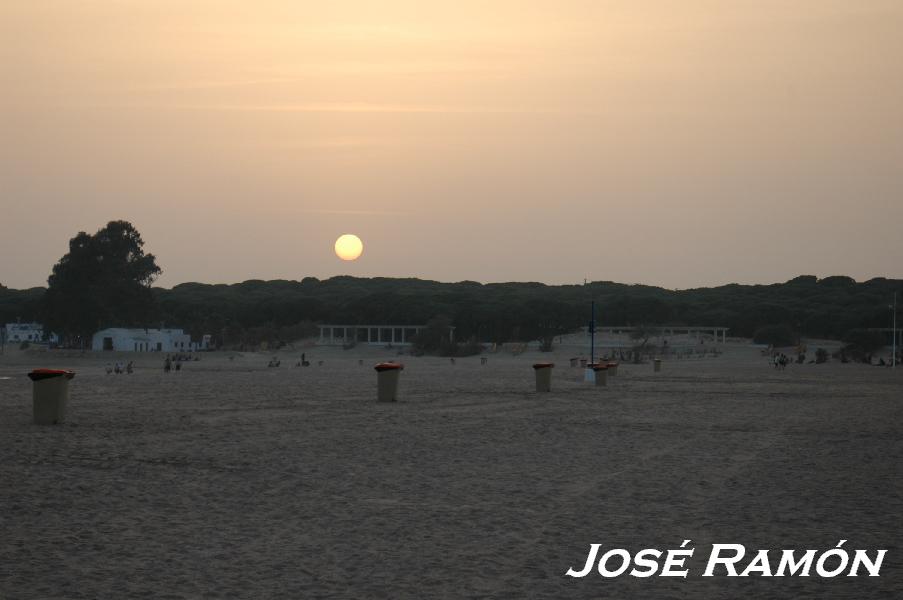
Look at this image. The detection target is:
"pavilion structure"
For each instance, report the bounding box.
[317,324,455,346]
[588,326,730,343]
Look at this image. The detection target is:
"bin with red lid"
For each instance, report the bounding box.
[606,362,619,376]
[374,362,404,402]
[27,369,75,425]
[532,362,554,392]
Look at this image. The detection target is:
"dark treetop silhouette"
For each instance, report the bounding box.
[41,221,161,346]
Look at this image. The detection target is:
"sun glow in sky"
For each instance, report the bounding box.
[335,234,363,261]
[2,1,902,288]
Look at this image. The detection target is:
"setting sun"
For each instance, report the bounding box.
[334,234,364,261]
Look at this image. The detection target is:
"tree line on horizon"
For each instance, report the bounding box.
[0,221,900,353]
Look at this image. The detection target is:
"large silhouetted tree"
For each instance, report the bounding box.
[43,221,161,345]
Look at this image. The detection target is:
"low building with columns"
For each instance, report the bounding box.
[317,324,454,346]
[587,326,730,343]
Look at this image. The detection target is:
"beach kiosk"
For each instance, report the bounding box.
[533,362,554,392]
[28,369,75,425]
[374,362,403,402]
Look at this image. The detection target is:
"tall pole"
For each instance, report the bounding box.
[590,300,596,365]
[893,291,897,368]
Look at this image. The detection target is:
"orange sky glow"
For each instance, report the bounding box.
[2,1,901,288]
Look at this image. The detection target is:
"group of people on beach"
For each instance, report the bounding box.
[106,354,204,374]
[267,352,318,367]
[163,354,196,372]
[767,345,901,367]
[773,353,790,370]
[105,361,134,375]
[265,352,322,367]
[876,353,902,366]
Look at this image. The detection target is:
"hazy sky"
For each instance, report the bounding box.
[2,1,901,289]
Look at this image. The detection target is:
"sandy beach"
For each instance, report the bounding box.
[1,342,901,599]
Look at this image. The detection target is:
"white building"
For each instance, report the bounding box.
[4,322,58,344]
[91,328,210,352]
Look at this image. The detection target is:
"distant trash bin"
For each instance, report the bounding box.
[654,358,662,372]
[533,362,554,392]
[607,362,619,376]
[569,357,578,368]
[374,362,404,402]
[593,365,608,386]
[579,358,587,368]
[481,357,488,365]
[585,363,598,383]
[28,369,75,425]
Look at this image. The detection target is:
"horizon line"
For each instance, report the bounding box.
[5,274,900,293]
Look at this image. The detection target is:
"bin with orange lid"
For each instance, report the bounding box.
[532,362,554,392]
[27,369,75,425]
[374,362,404,402]
[606,362,619,376]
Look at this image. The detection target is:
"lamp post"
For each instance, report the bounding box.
[590,300,595,365]
[893,292,897,369]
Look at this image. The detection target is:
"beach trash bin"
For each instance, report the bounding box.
[28,369,75,425]
[533,362,554,392]
[579,358,587,368]
[569,357,578,368]
[654,358,662,372]
[593,365,608,387]
[585,363,598,383]
[374,362,404,402]
[607,362,619,376]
